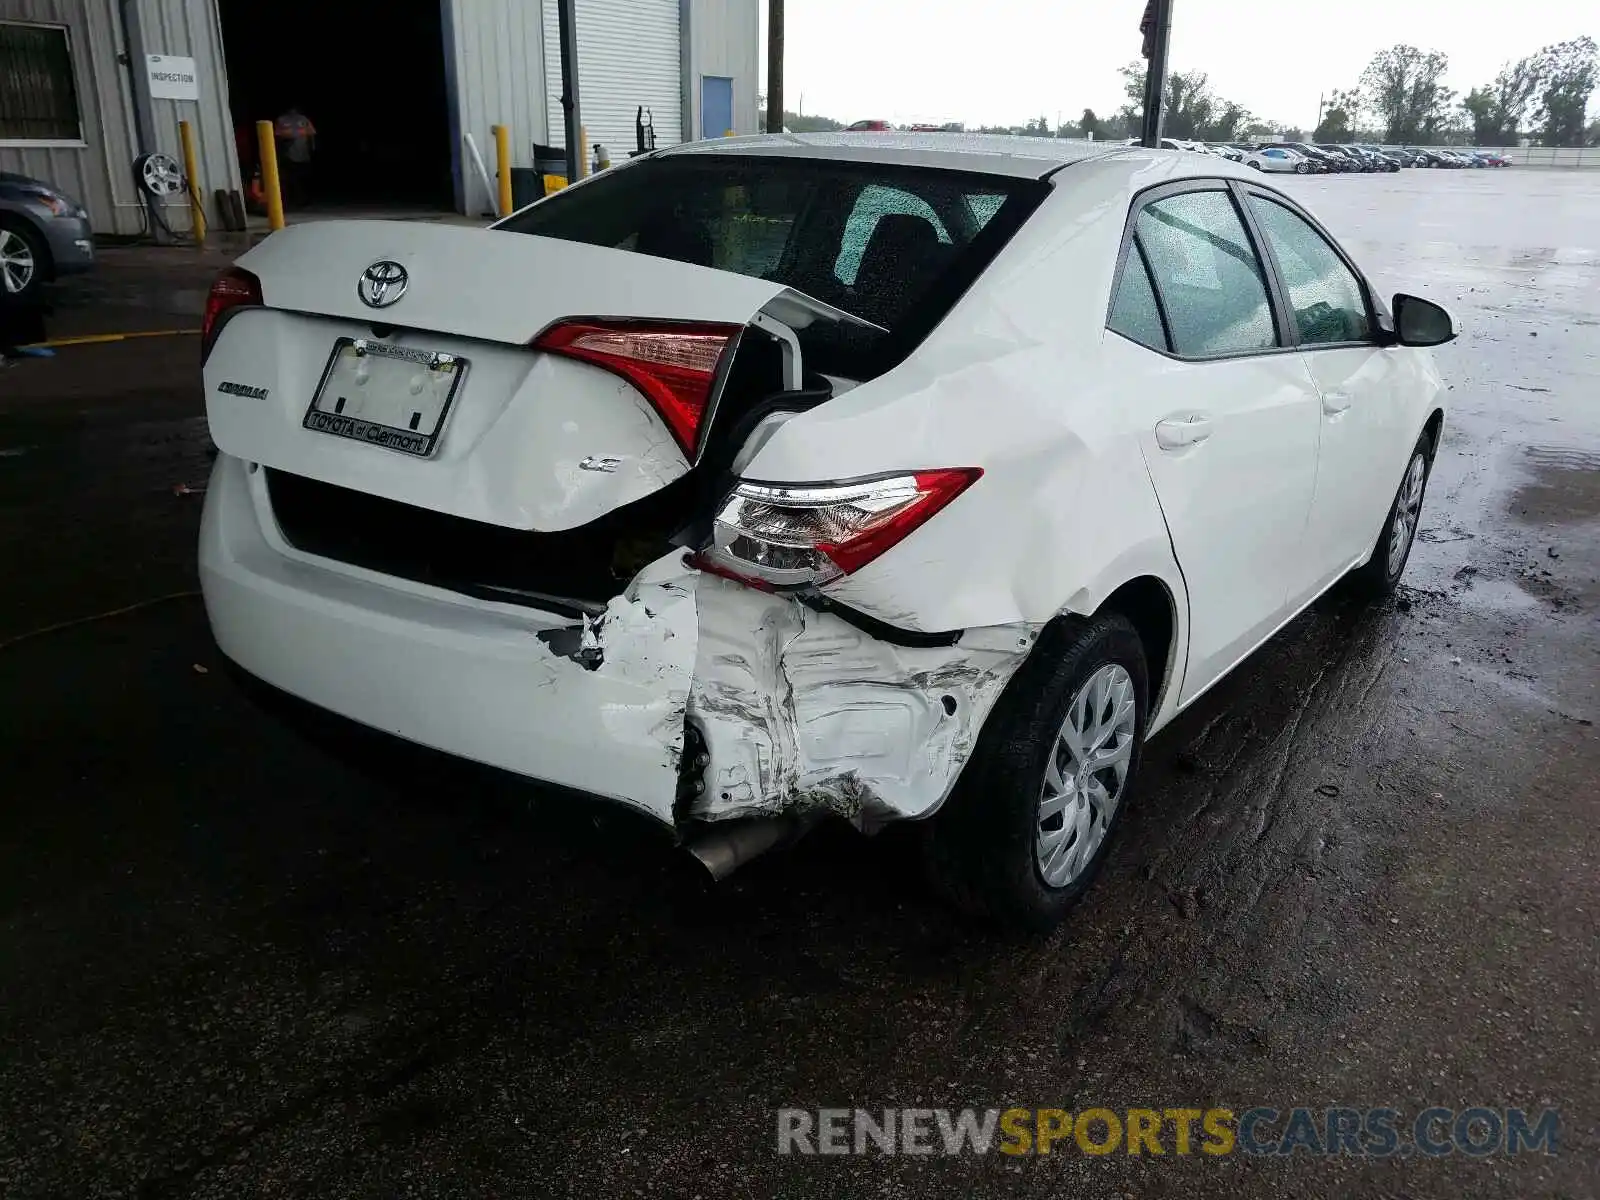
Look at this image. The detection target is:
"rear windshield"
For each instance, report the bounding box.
[498,154,1048,378]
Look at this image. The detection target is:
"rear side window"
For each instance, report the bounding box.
[1246,195,1371,345]
[499,155,1047,378]
[1108,246,1167,351]
[1135,190,1277,357]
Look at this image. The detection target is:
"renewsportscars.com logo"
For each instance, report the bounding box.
[776,1106,1560,1158]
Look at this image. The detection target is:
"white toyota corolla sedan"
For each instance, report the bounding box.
[199,134,1452,929]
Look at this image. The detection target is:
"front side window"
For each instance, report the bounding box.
[0,22,81,142]
[1247,196,1371,345]
[1135,190,1277,357]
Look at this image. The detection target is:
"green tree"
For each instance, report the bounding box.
[1492,56,1541,142]
[1359,45,1453,142]
[1461,87,1497,143]
[1314,107,1352,142]
[1463,55,1540,145]
[782,112,844,133]
[1313,88,1362,143]
[1080,108,1104,140]
[1116,62,1252,141]
[1532,37,1599,146]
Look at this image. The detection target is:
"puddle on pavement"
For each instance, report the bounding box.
[1508,445,1600,526]
[1453,573,1543,616]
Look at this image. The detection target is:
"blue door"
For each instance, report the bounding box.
[701,76,734,139]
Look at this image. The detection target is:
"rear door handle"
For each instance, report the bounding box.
[1321,391,1353,415]
[1155,415,1213,450]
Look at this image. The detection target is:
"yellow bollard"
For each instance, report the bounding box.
[178,120,206,243]
[254,120,285,231]
[492,124,513,217]
[578,125,589,179]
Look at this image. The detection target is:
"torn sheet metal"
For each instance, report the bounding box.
[686,573,1036,827]
[540,556,701,807]
[519,550,1033,831]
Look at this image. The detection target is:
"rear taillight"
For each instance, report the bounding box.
[533,320,742,458]
[201,267,262,363]
[695,469,983,589]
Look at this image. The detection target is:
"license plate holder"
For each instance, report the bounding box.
[303,338,467,458]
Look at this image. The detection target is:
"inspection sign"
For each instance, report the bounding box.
[146,55,200,101]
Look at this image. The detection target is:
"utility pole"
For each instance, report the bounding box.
[1139,0,1173,148]
[766,0,784,136]
[1315,92,1325,133]
[557,0,582,182]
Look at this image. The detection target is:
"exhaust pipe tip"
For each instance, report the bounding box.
[684,814,809,881]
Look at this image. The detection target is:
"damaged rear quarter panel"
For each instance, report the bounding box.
[685,573,1036,826]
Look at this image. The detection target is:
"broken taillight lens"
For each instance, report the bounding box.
[533,320,743,458]
[696,469,983,589]
[201,267,262,364]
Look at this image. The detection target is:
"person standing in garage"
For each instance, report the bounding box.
[273,105,318,208]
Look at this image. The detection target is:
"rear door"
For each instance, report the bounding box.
[1239,186,1414,602]
[1112,182,1322,704]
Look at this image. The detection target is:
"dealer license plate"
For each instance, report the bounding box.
[303,338,467,458]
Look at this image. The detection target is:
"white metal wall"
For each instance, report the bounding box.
[447,0,549,214]
[543,0,682,160]
[0,0,238,237]
[685,0,758,141]
[0,0,139,235]
[131,0,242,233]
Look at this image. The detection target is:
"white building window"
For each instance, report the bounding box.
[0,22,84,144]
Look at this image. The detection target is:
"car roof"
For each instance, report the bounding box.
[657,131,1127,179]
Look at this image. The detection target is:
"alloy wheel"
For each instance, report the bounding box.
[0,228,35,296]
[1036,663,1137,889]
[1388,452,1427,576]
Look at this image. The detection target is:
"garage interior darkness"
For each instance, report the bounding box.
[218,0,454,209]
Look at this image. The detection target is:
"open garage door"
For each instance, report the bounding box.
[544,0,683,161]
[219,0,453,210]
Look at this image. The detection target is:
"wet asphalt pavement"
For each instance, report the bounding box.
[1,171,1596,1199]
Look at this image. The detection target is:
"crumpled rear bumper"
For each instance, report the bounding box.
[200,453,1035,831]
[686,579,1035,826]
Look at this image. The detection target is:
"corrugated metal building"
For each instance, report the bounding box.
[0,0,239,237]
[0,0,759,238]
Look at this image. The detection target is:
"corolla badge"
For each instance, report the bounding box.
[357,260,408,308]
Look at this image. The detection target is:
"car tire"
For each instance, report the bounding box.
[0,216,47,305]
[922,613,1149,933]
[1344,431,1434,599]
[1248,160,1262,170]
[1295,161,1310,174]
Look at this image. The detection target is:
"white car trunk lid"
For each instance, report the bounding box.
[204,221,875,531]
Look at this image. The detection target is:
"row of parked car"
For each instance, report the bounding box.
[1158,138,1512,174]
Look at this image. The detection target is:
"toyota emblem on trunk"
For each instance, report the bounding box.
[358,260,408,308]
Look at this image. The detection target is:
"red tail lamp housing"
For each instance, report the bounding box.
[201,267,263,363]
[533,320,743,458]
[695,468,985,590]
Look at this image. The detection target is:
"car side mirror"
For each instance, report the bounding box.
[1391,294,1456,347]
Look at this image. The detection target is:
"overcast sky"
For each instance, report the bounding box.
[761,1,1596,129]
